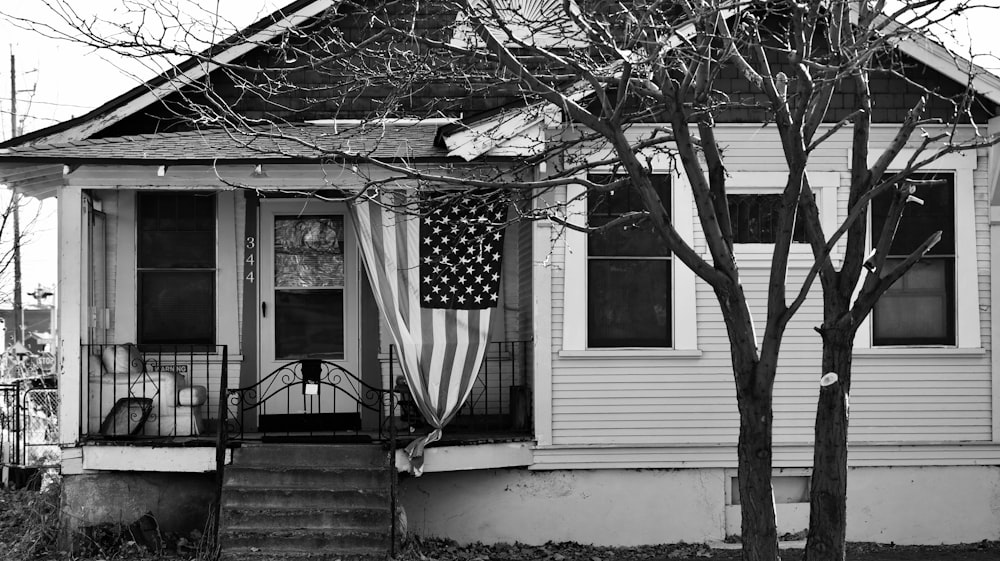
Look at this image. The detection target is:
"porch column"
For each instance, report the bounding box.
[58,185,84,447]
[990,116,1000,442]
[532,187,554,447]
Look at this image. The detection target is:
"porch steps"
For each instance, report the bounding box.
[219,443,394,560]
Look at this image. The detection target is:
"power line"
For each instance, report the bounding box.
[0,109,62,123]
[0,96,94,110]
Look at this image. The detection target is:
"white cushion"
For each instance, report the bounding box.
[87,354,105,378]
[176,385,207,406]
[101,344,144,377]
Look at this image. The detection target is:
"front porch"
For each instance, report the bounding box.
[42,167,536,556]
[78,340,534,456]
[62,173,535,463]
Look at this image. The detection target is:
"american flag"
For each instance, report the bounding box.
[420,197,505,309]
[351,190,506,474]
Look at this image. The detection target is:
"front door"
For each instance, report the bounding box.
[259,200,359,418]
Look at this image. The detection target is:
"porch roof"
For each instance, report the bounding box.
[0,122,454,165]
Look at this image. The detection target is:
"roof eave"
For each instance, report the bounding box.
[0,0,336,149]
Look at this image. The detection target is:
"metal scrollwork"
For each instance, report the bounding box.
[227,360,394,439]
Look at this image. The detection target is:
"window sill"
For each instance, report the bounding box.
[558,348,703,359]
[853,346,985,357]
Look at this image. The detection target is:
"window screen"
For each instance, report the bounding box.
[587,175,671,347]
[137,192,216,345]
[871,173,955,346]
[727,193,807,244]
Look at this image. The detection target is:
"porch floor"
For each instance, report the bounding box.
[81,430,534,448]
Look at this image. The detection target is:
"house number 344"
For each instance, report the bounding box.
[245,236,256,283]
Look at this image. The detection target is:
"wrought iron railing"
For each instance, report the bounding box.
[81,344,228,440]
[389,340,531,433]
[226,359,396,441]
[0,383,22,466]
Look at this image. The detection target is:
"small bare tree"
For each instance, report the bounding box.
[5,1,1000,560]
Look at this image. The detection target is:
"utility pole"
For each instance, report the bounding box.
[9,47,22,345]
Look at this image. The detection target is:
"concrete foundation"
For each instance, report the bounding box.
[59,471,215,548]
[847,465,1000,544]
[399,465,1000,546]
[58,463,1000,548]
[398,468,727,546]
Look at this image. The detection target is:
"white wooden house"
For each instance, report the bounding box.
[2,0,1000,554]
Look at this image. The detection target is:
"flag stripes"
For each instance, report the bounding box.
[350,190,504,473]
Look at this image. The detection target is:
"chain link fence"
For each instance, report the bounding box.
[21,388,59,467]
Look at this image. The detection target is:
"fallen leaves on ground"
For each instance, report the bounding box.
[396,537,1000,561]
[396,538,741,561]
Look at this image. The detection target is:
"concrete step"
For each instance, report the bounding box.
[222,506,391,532]
[232,444,388,468]
[223,466,390,490]
[219,529,389,556]
[222,488,390,510]
[220,444,394,559]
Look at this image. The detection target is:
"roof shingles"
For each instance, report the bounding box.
[0,123,449,163]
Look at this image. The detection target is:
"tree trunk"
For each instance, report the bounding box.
[804,329,854,561]
[736,378,780,561]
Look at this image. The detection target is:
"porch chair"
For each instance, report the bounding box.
[87,344,208,436]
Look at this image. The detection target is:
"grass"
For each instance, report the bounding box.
[0,479,59,560]
[0,472,213,561]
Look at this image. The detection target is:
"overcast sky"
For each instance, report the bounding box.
[0,0,999,300]
[0,1,281,301]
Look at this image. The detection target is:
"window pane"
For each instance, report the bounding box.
[275,289,345,359]
[873,258,955,345]
[138,271,215,344]
[274,216,345,288]
[727,194,807,243]
[872,173,954,256]
[589,215,671,257]
[588,174,671,257]
[588,259,671,347]
[138,193,215,268]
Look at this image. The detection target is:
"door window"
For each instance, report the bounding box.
[272,215,346,359]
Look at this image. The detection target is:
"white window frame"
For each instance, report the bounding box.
[725,172,839,263]
[853,150,981,350]
[561,166,698,355]
[114,189,239,353]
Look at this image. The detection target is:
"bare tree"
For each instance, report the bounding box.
[5,1,1000,560]
[0,192,46,308]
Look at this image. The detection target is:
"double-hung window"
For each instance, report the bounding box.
[561,155,696,354]
[136,192,217,346]
[871,173,955,346]
[586,174,671,348]
[853,150,979,351]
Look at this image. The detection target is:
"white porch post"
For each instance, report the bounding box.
[989,116,1000,442]
[57,185,83,448]
[532,176,554,448]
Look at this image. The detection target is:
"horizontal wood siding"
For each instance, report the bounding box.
[548,124,993,459]
[531,442,1000,470]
